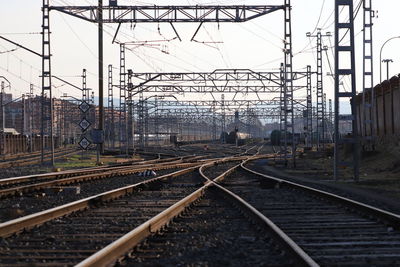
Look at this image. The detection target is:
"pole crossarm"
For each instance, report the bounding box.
[50,5,285,23]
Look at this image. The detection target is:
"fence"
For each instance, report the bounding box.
[0,134,60,155]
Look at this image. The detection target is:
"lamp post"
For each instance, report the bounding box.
[380,36,400,83]
[382,59,393,81]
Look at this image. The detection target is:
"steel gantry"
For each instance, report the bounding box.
[49,5,285,23]
[47,3,285,151]
[121,68,311,148]
[130,70,310,93]
[140,99,282,108]
[334,0,360,181]
[46,2,300,155]
[362,0,375,149]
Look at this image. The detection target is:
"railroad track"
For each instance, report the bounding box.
[122,189,294,266]
[0,155,200,194]
[4,143,398,266]
[0,166,185,223]
[67,154,313,266]
[0,147,80,169]
[215,159,400,266]
[0,155,274,265]
[0,146,76,162]
[0,166,208,266]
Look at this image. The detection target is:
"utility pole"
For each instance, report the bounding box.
[279,62,284,144]
[127,69,133,155]
[119,44,126,153]
[221,94,226,144]
[212,101,217,141]
[305,65,312,149]
[1,81,4,155]
[41,0,54,166]
[107,64,114,148]
[307,30,331,150]
[334,0,359,181]
[362,0,375,146]
[283,0,294,167]
[329,98,333,142]
[98,0,104,161]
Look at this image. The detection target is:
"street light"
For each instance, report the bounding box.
[382,59,394,81]
[380,36,400,83]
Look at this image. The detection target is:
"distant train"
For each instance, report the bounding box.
[220,131,249,145]
[270,129,304,145]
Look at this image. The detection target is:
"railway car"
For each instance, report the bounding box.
[225,131,249,145]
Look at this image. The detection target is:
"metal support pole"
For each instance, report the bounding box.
[97,0,104,162]
[0,82,4,155]
[323,92,327,143]
[284,0,295,167]
[279,62,284,140]
[307,30,330,150]
[119,43,126,152]
[107,64,115,148]
[362,0,375,146]
[334,0,359,181]
[329,98,333,142]
[306,65,312,148]
[41,0,54,166]
[127,69,133,155]
[212,101,217,141]
[221,94,226,143]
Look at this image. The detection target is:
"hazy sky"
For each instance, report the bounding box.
[0,0,399,111]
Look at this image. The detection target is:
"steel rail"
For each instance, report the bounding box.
[0,148,79,168]
[206,161,318,267]
[0,166,198,238]
[76,157,314,266]
[75,158,238,266]
[0,156,245,236]
[0,146,75,162]
[0,154,194,187]
[0,161,201,198]
[241,159,400,229]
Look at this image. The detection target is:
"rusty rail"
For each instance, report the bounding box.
[76,155,316,267]
[0,166,198,238]
[241,158,400,228]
